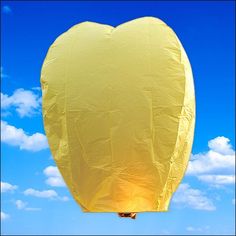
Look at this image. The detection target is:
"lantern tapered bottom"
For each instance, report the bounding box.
[118,212,137,219]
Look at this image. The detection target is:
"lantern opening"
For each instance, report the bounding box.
[118,212,137,219]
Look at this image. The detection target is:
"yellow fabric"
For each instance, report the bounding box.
[41,17,195,213]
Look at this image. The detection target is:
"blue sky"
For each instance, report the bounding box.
[1,1,235,235]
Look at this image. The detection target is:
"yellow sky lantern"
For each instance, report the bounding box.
[41,17,195,219]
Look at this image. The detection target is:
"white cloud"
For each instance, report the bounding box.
[186,226,196,232]
[1,212,10,221]
[25,207,41,211]
[187,137,235,175]
[197,175,235,185]
[1,181,18,193]
[60,196,69,202]
[1,88,41,117]
[43,166,65,187]
[187,136,235,186]
[186,226,210,233]
[186,226,195,232]
[232,199,235,205]
[24,188,57,199]
[173,183,216,211]
[208,136,234,155]
[23,188,69,201]
[2,5,12,14]
[15,200,27,210]
[32,87,41,91]
[189,150,235,174]
[15,200,41,211]
[1,120,48,152]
